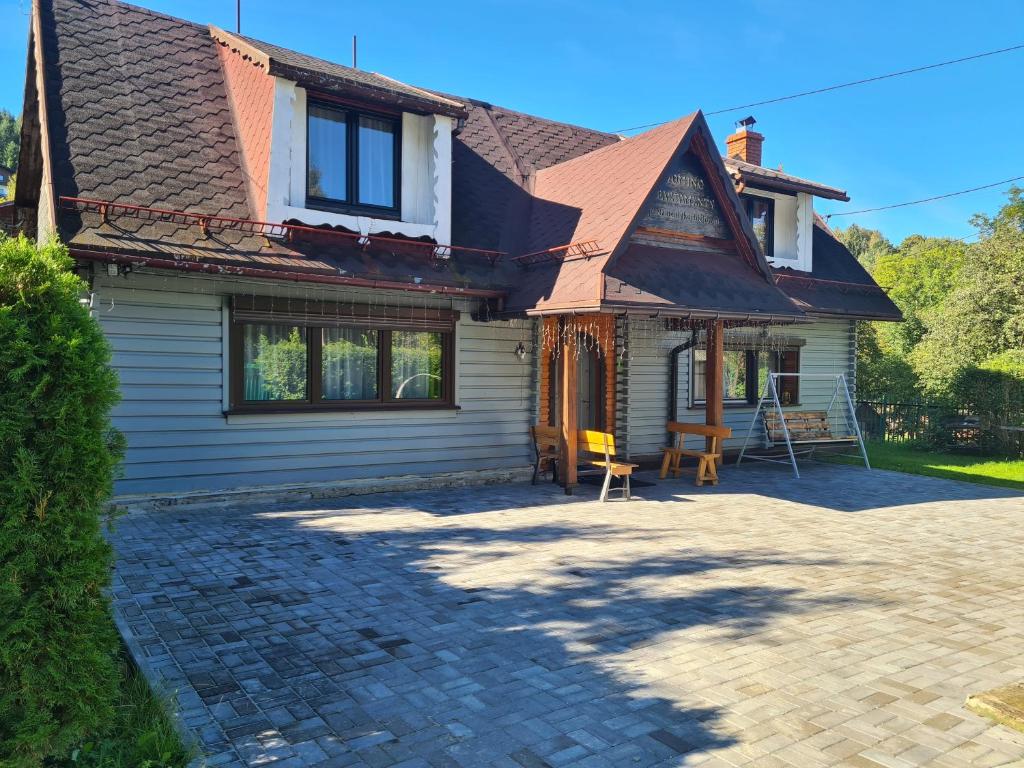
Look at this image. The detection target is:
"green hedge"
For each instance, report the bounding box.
[0,236,125,767]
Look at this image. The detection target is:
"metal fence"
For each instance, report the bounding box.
[856,399,1024,457]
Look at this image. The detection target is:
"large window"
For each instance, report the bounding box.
[692,346,799,406]
[229,299,454,412]
[307,101,399,214]
[742,194,774,258]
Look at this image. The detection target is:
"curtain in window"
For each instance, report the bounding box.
[358,115,394,207]
[391,331,442,400]
[308,105,347,200]
[322,328,378,400]
[693,349,707,402]
[242,324,307,401]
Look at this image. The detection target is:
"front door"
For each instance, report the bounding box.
[549,337,605,431]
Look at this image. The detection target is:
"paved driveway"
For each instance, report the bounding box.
[111,465,1024,768]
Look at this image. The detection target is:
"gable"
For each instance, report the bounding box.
[635,150,730,240]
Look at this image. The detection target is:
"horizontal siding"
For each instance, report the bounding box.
[97,274,535,494]
[622,323,693,459]
[624,319,856,457]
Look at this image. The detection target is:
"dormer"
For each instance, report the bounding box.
[722,117,849,273]
[211,27,467,245]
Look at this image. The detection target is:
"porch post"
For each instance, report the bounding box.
[705,319,724,462]
[559,318,578,494]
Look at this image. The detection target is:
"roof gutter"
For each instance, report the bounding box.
[602,304,809,325]
[512,304,808,324]
[68,248,508,300]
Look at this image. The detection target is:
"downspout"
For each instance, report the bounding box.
[667,330,699,443]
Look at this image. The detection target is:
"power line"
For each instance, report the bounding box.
[823,175,1024,219]
[613,43,1024,134]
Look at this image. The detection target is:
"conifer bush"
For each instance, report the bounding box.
[0,235,125,767]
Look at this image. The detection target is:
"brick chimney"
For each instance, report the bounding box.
[725,115,764,166]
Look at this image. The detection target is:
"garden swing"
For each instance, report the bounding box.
[736,372,870,478]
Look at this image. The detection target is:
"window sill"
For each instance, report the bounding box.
[305,200,401,220]
[226,403,459,416]
[224,404,462,425]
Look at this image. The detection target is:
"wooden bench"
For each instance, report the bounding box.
[530,424,560,485]
[763,410,857,446]
[577,430,638,502]
[660,422,732,486]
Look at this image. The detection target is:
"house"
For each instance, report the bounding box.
[12,0,900,497]
[0,164,12,198]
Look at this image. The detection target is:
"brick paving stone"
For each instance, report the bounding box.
[109,465,1024,766]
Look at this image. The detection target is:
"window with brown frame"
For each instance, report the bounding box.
[306,100,401,216]
[228,297,455,412]
[692,346,800,406]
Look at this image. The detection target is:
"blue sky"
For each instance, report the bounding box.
[1,0,1021,243]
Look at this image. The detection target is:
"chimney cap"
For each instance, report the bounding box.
[736,115,757,131]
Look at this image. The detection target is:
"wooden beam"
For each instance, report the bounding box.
[705,319,724,462]
[559,319,578,494]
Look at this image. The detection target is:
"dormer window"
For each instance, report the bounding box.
[743,194,774,258]
[306,101,400,215]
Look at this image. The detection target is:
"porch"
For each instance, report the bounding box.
[111,464,1024,767]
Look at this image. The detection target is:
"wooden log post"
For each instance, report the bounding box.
[705,319,724,462]
[559,319,578,495]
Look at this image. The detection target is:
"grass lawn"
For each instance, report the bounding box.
[53,653,193,768]
[830,442,1024,491]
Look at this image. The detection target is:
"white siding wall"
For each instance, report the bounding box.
[749,190,815,273]
[623,318,856,458]
[95,273,535,495]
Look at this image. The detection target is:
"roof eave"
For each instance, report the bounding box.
[210,25,468,119]
[274,63,468,119]
[598,300,809,324]
[801,308,904,322]
[737,174,850,202]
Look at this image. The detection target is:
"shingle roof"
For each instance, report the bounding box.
[772,220,902,320]
[504,116,698,312]
[724,157,849,201]
[210,28,467,119]
[33,0,889,321]
[529,114,697,256]
[605,242,806,320]
[450,99,619,253]
[41,0,251,233]
[35,0,504,292]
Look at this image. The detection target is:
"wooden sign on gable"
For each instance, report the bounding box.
[637,151,729,240]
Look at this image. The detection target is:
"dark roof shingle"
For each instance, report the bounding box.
[210,27,467,119]
[36,0,892,321]
[771,221,902,320]
[41,0,253,251]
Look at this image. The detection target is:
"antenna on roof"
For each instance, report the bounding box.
[235,0,240,33]
[352,35,358,68]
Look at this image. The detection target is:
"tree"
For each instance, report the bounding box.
[912,187,1024,396]
[872,236,968,357]
[833,223,895,272]
[855,321,919,401]
[0,110,20,171]
[0,235,125,766]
